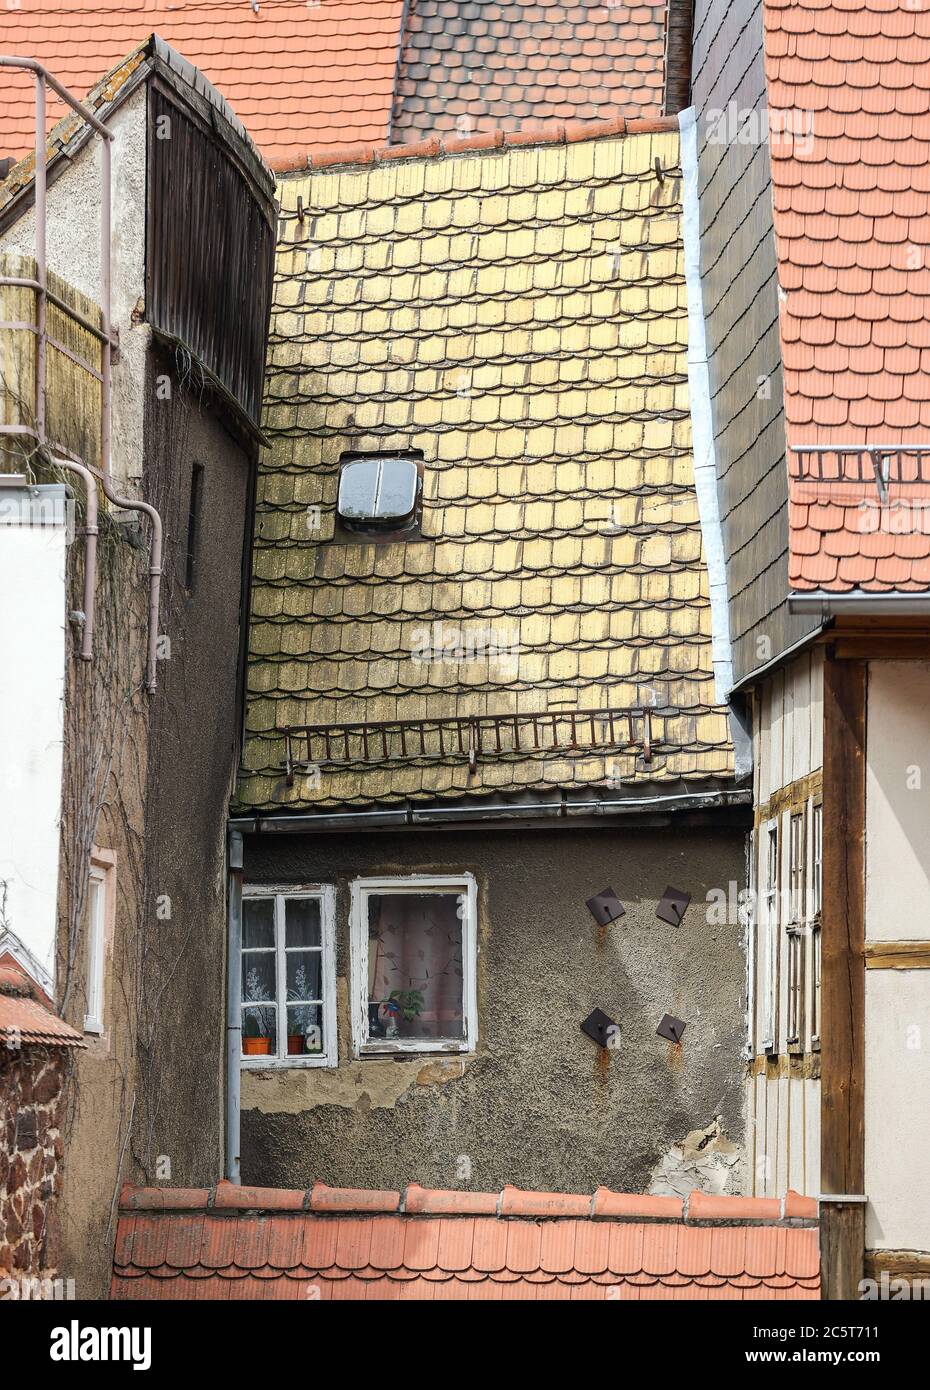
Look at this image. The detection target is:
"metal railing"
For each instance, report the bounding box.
[0,56,163,691]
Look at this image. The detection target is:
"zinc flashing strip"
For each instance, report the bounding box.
[678,107,733,706]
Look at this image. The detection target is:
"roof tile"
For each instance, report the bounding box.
[0,3,404,167]
[768,0,930,592]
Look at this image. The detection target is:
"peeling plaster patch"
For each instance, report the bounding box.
[647,1116,741,1198]
[416,1058,468,1086]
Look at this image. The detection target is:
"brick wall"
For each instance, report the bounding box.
[0,1046,66,1277]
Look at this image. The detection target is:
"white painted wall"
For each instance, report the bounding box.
[865,970,930,1249]
[864,659,930,1250]
[0,484,68,992]
[1,85,148,488]
[866,661,930,943]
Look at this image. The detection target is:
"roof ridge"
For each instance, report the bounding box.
[274,114,680,176]
[118,1180,818,1223]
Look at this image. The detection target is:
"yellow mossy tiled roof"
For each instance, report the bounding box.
[237,128,734,812]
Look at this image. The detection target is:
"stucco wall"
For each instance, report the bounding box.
[137,346,253,1190]
[1,85,148,489]
[241,820,747,1196]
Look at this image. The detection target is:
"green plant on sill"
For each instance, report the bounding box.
[388,988,425,1022]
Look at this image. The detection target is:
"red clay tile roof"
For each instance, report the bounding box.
[0,965,86,1048]
[391,0,669,144]
[765,0,930,592]
[111,1182,820,1300]
[275,110,678,174]
[0,0,404,169]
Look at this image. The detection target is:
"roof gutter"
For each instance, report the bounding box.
[789,591,930,617]
[229,786,751,836]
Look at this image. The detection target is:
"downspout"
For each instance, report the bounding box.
[53,458,97,660]
[225,828,244,1183]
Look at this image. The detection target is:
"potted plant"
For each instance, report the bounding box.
[242,1013,271,1056]
[287,965,315,1055]
[243,967,272,1055]
[379,987,425,1038]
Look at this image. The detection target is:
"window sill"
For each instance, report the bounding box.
[240,1054,336,1070]
[357,1042,472,1059]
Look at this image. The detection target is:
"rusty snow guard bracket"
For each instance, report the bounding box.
[283,706,658,785]
[791,442,930,506]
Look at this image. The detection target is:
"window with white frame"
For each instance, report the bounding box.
[84,865,107,1034]
[786,809,806,1046]
[350,875,477,1055]
[759,819,779,1053]
[241,888,336,1067]
[810,799,823,1048]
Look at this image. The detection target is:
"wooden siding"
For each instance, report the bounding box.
[747,648,824,1198]
[690,0,820,684]
[146,83,274,429]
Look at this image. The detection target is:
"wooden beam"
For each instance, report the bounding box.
[820,653,866,1300]
[865,1249,930,1281]
[832,635,930,661]
[865,941,930,970]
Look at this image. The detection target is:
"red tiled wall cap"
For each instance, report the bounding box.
[309,1181,400,1213]
[290,113,680,176]
[117,1184,212,1211]
[687,1191,783,1222]
[784,1189,818,1220]
[403,1184,498,1215]
[592,1188,685,1220]
[212,1181,305,1211]
[499,1185,592,1218]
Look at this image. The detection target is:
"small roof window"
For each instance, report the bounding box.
[337,454,421,533]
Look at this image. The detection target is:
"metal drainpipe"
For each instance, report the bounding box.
[0,56,165,693]
[225,829,244,1183]
[52,458,97,660]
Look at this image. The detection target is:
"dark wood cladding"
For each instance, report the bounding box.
[820,653,866,1297]
[146,83,274,429]
[664,0,694,114]
[691,0,820,683]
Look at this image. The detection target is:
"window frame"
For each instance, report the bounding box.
[240,884,337,1070]
[83,860,109,1035]
[809,797,823,1050]
[785,807,807,1048]
[759,817,779,1054]
[349,873,477,1058]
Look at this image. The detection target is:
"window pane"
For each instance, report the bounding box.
[85,877,103,1025]
[366,892,464,1042]
[285,897,321,948]
[243,897,274,948]
[286,950,321,1001]
[286,1003,323,1056]
[242,953,276,1003]
[242,1004,276,1056]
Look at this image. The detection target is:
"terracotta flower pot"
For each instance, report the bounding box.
[243,1036,271,1056]
[287,1035,304,1055]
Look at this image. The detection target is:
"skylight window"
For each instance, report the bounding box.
[337,454,421,533]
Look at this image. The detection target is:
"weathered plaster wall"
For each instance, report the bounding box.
[2,85,148,488]
[137,347,253,1190]
[241,821,747,1196]
[865,660,930,1252]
